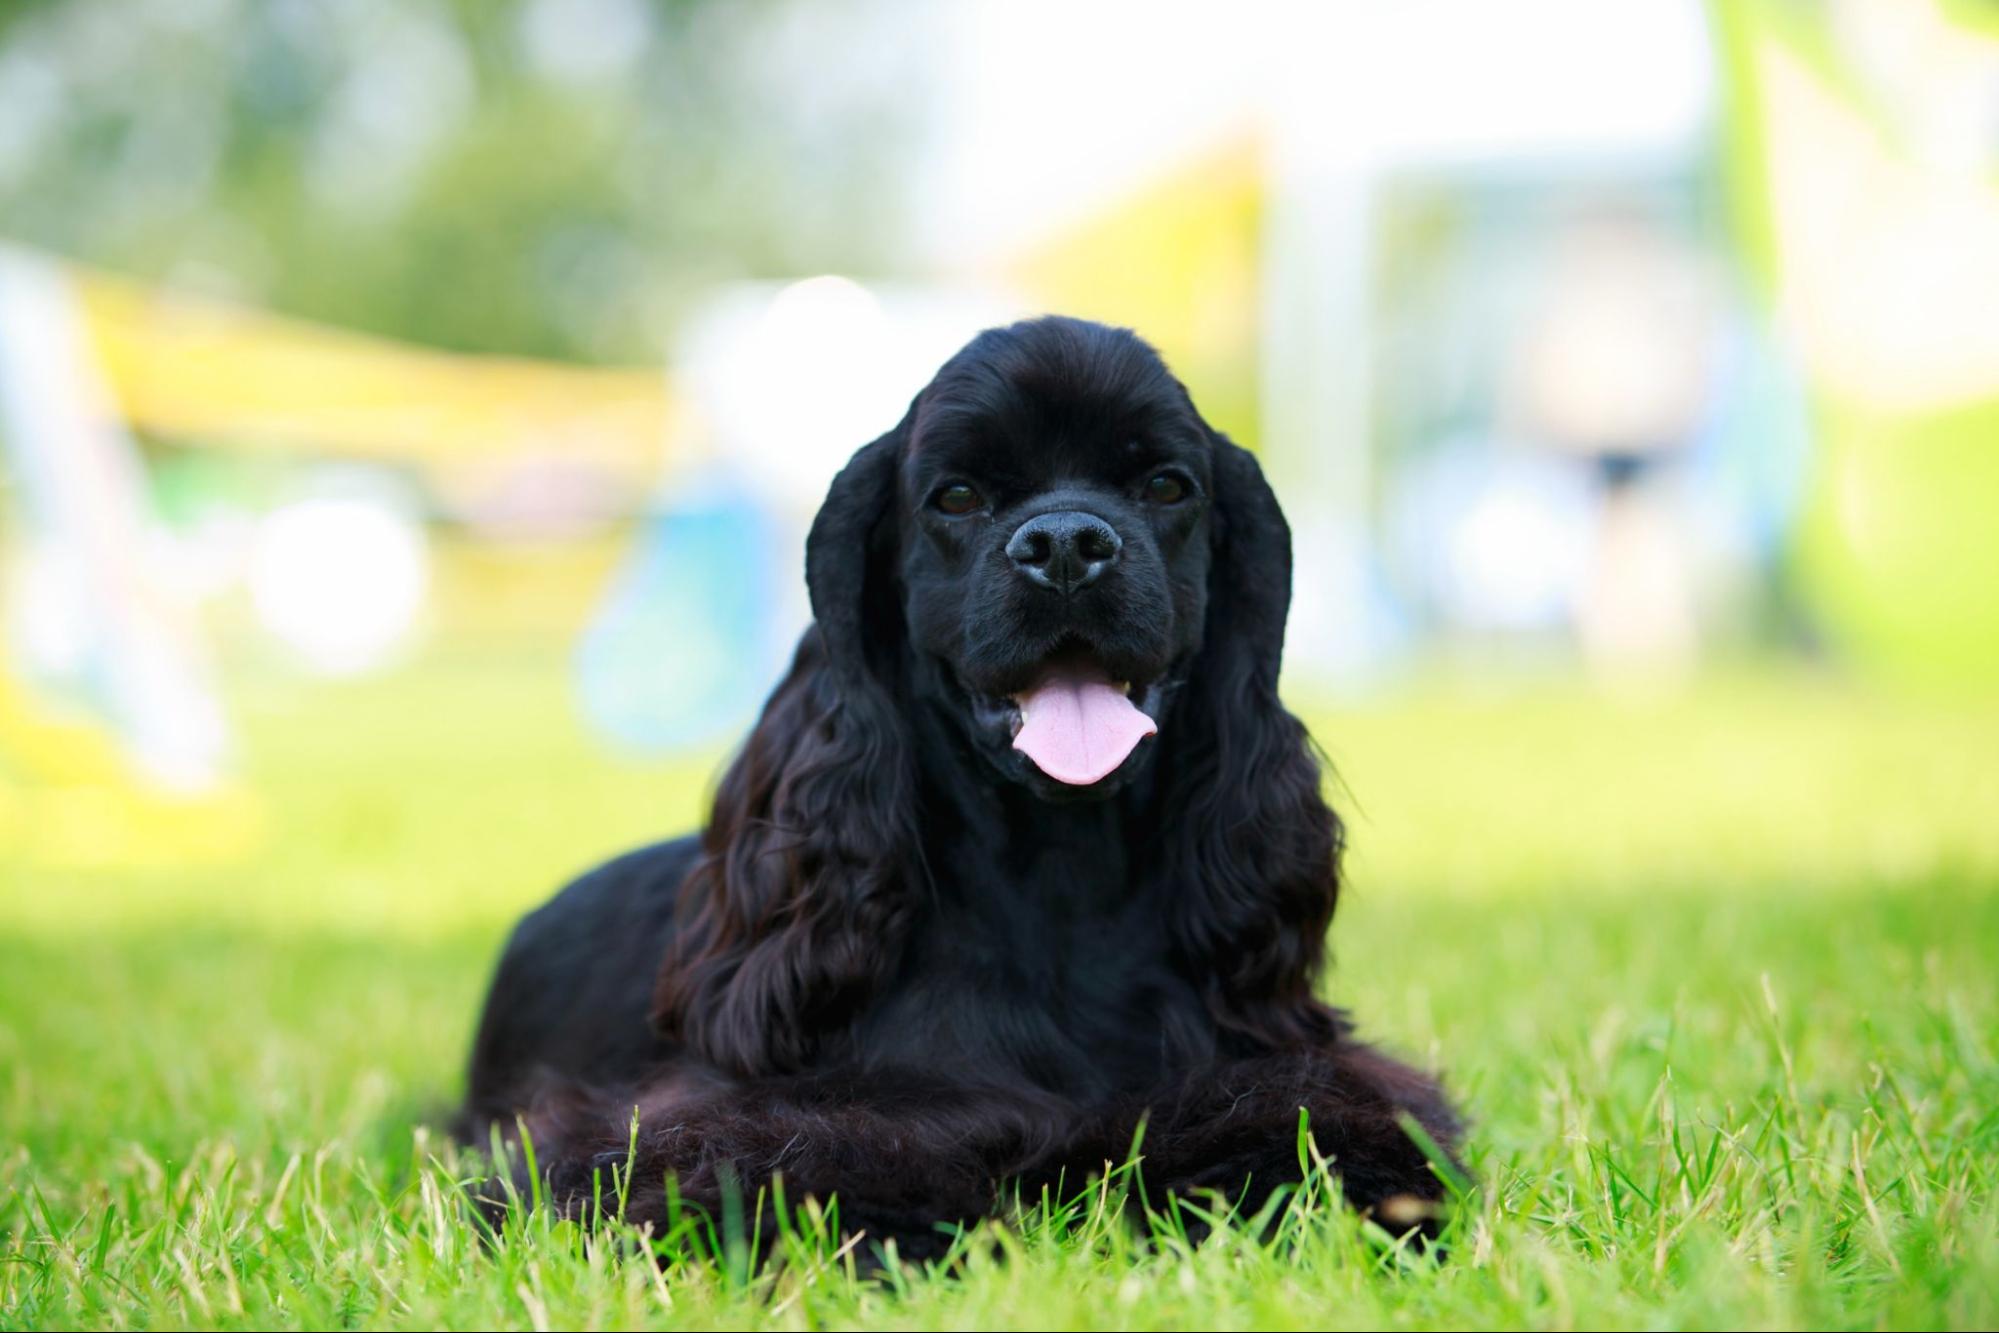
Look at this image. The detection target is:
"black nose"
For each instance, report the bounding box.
[1005,510,1122,594]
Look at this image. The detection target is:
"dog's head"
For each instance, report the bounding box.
[893,319,1217,798]
[657,317,1340,1073]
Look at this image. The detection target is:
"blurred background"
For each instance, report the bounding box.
[0,0,1995,924]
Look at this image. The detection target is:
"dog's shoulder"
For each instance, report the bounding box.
[514,835,702,949]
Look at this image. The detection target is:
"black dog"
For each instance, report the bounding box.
[461,316,1461,1256]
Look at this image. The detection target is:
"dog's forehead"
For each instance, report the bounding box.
[905,375,1205,484]
[909,415,1157,475]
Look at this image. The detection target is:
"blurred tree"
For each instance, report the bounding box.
[0,0,928,362]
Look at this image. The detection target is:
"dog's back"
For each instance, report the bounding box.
[460,836,699,1129]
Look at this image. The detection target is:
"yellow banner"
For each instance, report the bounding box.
[71,263,670,484]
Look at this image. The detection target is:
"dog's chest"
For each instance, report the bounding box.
[854,893,1211,1099]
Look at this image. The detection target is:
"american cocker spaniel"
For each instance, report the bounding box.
[462,316,1462,1258]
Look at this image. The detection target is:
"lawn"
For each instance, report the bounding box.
[3,648,1996,1330]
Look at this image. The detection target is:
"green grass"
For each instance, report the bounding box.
[3,649,1997,1330]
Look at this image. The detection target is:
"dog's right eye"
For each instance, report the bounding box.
[934,484,985,515]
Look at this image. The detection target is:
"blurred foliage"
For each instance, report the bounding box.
[1795,396,1999,685]
[1013,141,1265,446]
[1711,0,1999,685]
[0,0,927,361]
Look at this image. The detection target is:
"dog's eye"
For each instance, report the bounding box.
[934,483,985,515]
[1142,473,1188,505]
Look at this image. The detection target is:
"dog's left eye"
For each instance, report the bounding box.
[1142,473,1188,505]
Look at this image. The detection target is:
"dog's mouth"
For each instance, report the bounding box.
[963,643,1165,788]
[1007,662,1156,786]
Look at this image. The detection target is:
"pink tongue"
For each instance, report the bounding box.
[1011,672,1157,786]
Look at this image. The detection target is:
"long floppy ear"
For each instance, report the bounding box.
[1155,433,1345,1049]
[651,422,918,1075]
